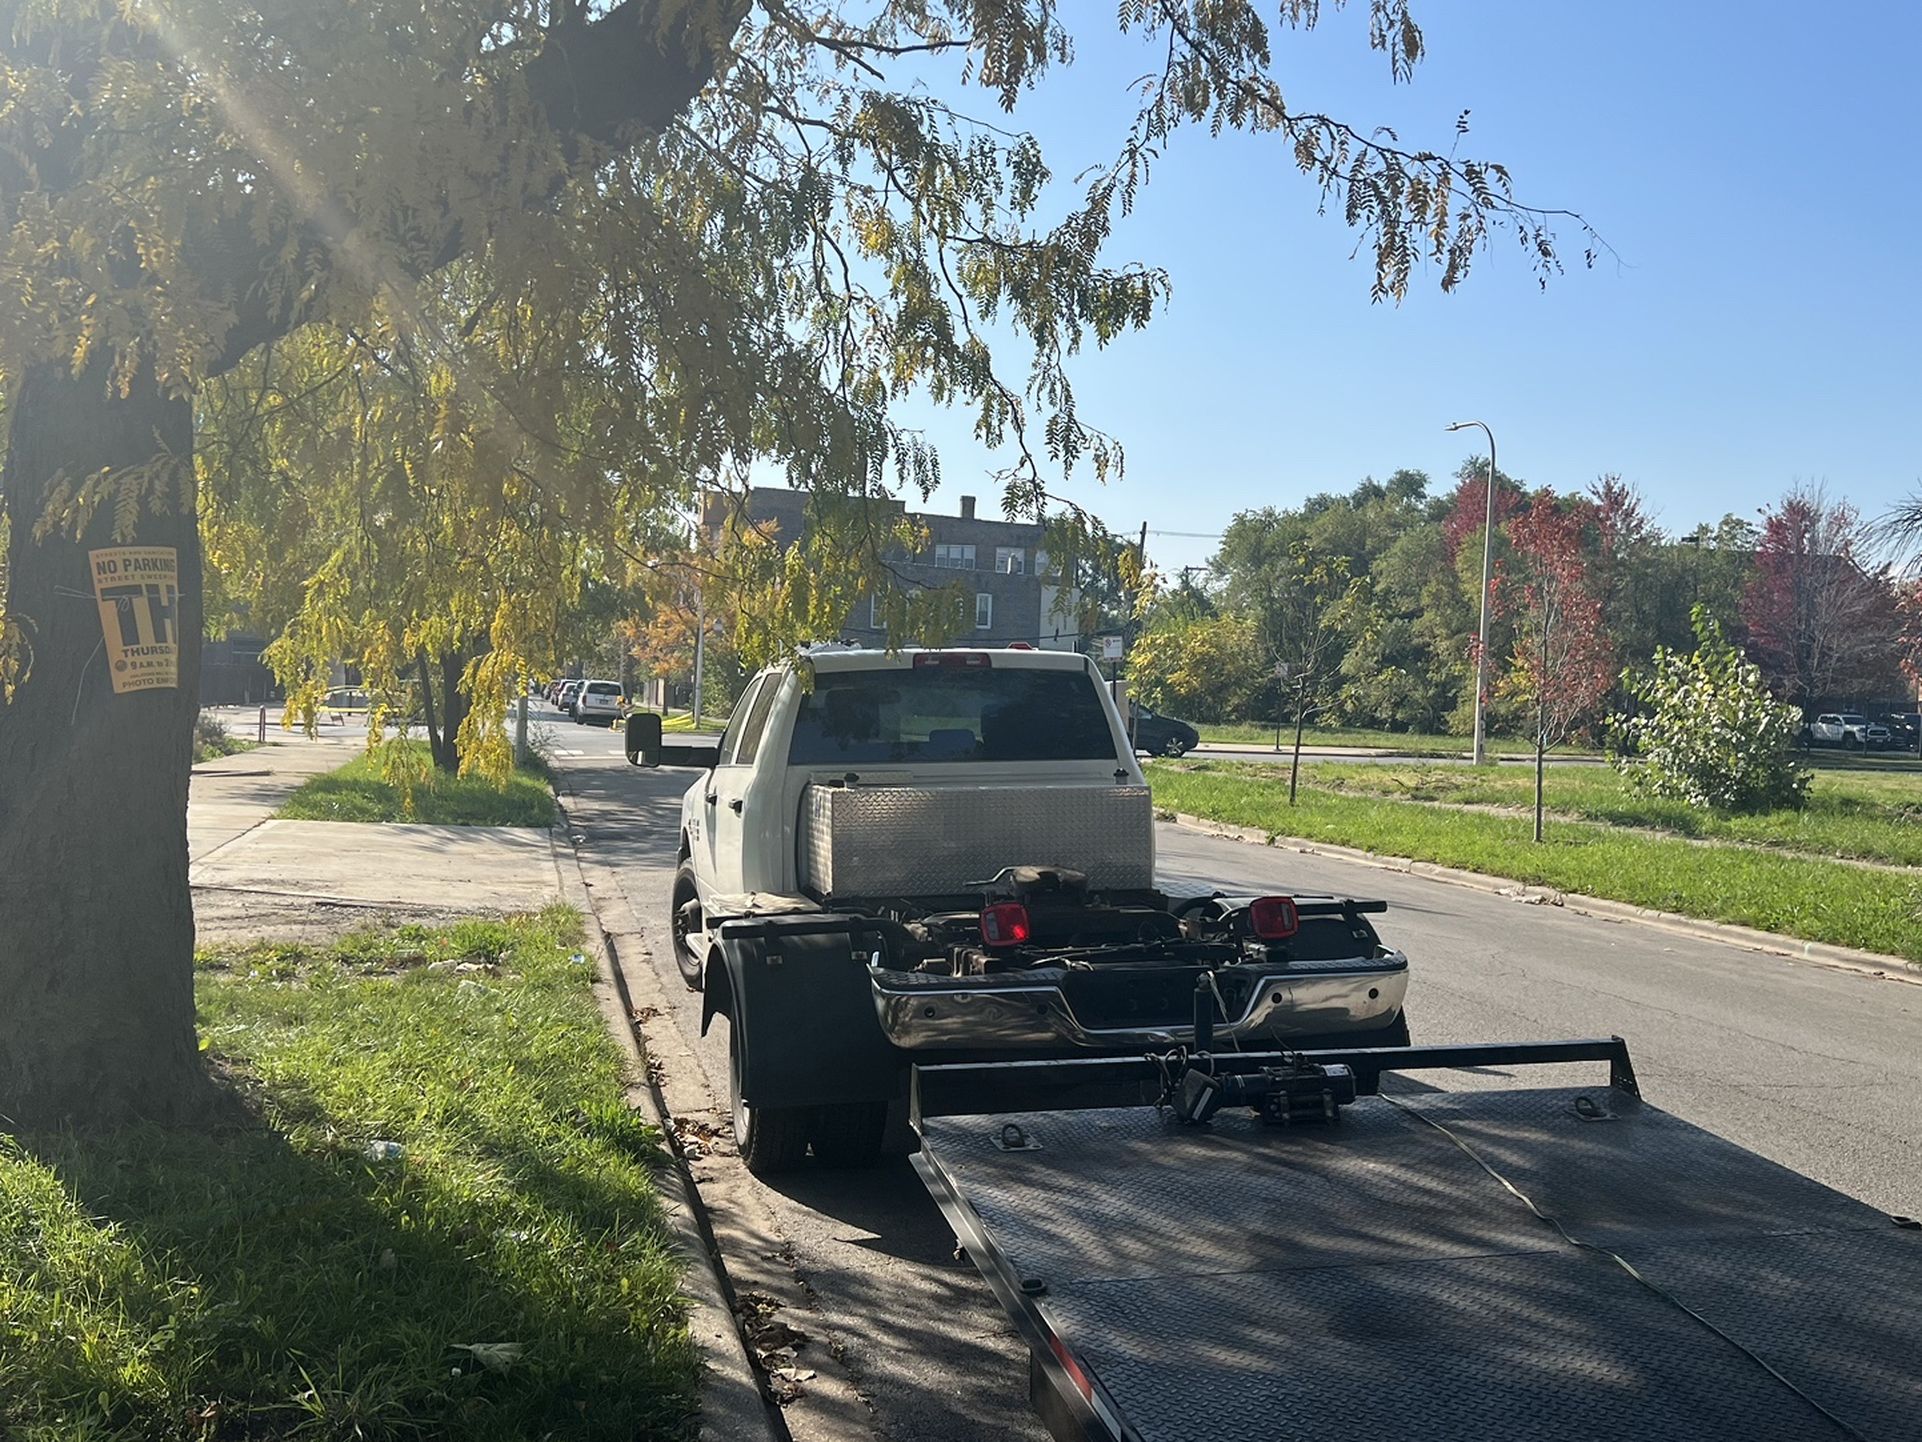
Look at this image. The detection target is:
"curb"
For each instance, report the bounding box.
[549,798,788,1442]
[1168,812,1922,988]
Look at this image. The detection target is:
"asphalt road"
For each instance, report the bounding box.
[549,715,1922,1441]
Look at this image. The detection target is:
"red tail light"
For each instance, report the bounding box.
[1248,896,1300,940]
[981,902,1032,947]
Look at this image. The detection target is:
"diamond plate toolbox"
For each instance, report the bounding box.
[799,782,1154,897]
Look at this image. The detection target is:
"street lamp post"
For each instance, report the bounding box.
[1446,420,1498,766]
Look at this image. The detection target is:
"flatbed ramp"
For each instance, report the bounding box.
[916,1064,1921,1441]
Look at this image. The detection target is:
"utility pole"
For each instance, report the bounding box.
[1447,420,1499,765]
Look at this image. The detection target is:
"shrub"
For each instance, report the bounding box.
[1609,609,1808,814]
[191,712,246,763]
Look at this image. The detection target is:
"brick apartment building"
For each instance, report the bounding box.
[716,487,1082,650]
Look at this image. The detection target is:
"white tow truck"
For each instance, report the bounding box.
[626,645,1922,1441]
[626,644,1410,1172]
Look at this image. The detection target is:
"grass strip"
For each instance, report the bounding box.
[0,906,695,1440]
[1192,720,1597,756]
[276,740,555,825]
[1148,762,1922,962]
[1239,760,1922,870]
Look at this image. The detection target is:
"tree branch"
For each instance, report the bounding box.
[203,0,750,377]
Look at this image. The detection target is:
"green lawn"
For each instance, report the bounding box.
[1272,760,1922,869]
[1192,721,1598,756]
[1146,761,1922,962]
[276,741,556,825]
[0,908,696,1440]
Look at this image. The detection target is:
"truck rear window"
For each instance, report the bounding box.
[788,667,1119,764]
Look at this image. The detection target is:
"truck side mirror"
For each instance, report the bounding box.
[625,711,663,767]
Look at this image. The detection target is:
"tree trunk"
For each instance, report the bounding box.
[437,649,468,773]
[1289,680,1308,806]
[415,648,447,770]
[0,358,207,1128]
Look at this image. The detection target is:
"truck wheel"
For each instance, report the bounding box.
[730,1023,810,1175]
[669,860,704,990]
[809,1102,886,1168]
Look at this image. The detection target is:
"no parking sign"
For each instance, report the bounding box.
[89,546,180,693]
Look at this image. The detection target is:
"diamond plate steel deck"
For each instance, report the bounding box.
[918,1086,1922,1440]
[799,782,1154,897]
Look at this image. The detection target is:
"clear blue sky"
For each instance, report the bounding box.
[877,1,1922,576]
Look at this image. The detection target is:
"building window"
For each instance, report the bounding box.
[934,543,976,570]
[995,546,1025,575]
[975,593,993,630]
[868,593,883,630]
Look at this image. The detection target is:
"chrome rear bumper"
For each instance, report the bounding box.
[871,952,1409,1052]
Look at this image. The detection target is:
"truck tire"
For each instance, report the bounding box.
[809,1102,887,1168]
[729,1021,810,1175]
[669,860,704,990]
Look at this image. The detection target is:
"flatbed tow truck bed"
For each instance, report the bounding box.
[912,1041,1921,1441]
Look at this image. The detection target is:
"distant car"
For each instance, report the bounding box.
[1882,713,1921,750]
[1131,707,1200,758]
[574,680,625,724]
[556,680,584,715]
[1804,712,1889,750]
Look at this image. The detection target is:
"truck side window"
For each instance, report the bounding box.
[718,677,764,766]
[731,672,784,767]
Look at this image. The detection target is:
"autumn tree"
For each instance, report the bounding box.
[1741,487,1905,709]
[0,0,1591,1126]
[1499,492,1614,839]
[1127,613,1265,724]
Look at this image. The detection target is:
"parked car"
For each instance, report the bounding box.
[556,679,584,715]
[1131,706,1200,757]
[1803,712,1890,750]
[1883,713,1921,750]
[574,680,625,724]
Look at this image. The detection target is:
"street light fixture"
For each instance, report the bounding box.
[1446,420,1498,766]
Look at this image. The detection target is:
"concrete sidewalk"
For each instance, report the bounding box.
[189,736,565,942]
[189,737,355,862]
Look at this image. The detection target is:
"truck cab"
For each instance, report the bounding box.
[628,645,1408,1173]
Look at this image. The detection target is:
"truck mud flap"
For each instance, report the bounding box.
[713,916,902,1111]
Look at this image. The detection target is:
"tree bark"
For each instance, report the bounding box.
[0,0,747,1128]
[0,358,207,1127]
[437,649,469,774]
[416,648,447,771]
[1289,679,1307,806]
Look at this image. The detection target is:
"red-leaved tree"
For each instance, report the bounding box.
[1502,496,1615,743]
[1500,493,1615,838]
[1742,487,1905,707]
[1441,465,1525,564]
